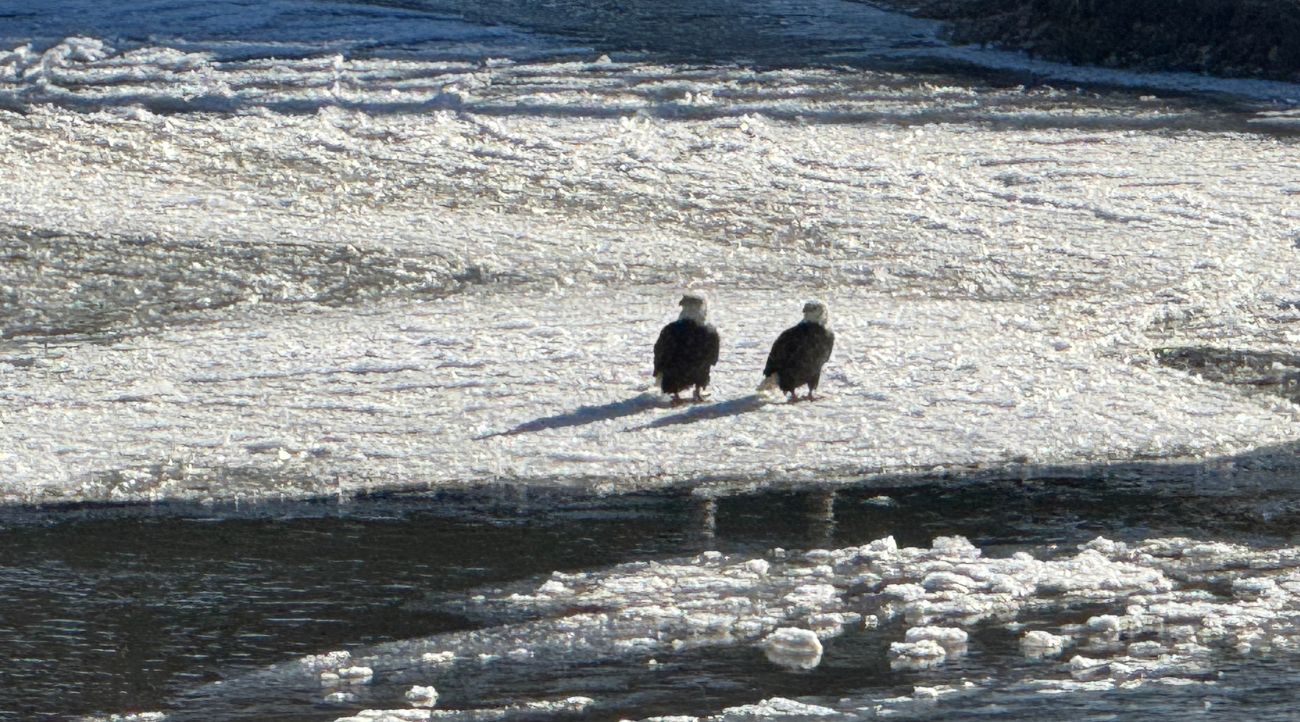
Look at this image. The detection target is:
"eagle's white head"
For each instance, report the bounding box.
[803,300,829,327]
[679,292,708,323]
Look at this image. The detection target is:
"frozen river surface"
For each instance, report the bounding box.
[2,0,1300,720]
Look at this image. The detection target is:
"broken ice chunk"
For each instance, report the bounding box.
[302,650,352,671]
[421,651,455,666]
[1021,630,1070,659]
[889,639,947,670]
[904,626,968,655]
[1068,655,1111,681]
[762,627,824,670]
[405,685,439,708]
[717,697,839,717]
[537,579,570,595]
[338,666,374,684]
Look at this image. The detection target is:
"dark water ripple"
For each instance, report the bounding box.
[5,478,1300,721]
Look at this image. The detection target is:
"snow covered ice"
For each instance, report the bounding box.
[3,32,1300,502]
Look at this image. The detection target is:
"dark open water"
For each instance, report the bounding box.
[6,478,1300,721]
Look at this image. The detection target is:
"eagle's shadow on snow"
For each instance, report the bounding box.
[478,392,669,439]
[478,392,771,438]
[629,394,769,431]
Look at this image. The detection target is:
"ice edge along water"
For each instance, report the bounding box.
[1,0,1300,506]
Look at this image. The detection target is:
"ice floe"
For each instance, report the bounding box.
[3,52,1298,503]
[2,0,1300,515]
[9,10,1300,505]
[1020,629,1070,659]
[12,2,1300,721]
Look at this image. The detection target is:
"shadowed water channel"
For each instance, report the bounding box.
[6,478,1300,721]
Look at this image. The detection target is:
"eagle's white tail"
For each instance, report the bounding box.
[757,373,780,392]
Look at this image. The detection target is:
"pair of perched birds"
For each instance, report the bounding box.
[653,293,834,404]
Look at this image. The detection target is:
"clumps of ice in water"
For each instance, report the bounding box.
[405,685,438,708]
[905,626,968,652]
[420,651,455,666]
[320,665,373,687]
[79,714,168,722]
[762,627,823,670]
[890,626,968,670]
[1009,535,1300,691]
[536,579,569,595]
[630,697,843,722]
[1020,630,1070,659]
[302,650,352,671]
[429,535,1177,679]
[335,696,594,722]
[336,711,431,722]
[714,698,840,718]
[910,685,961,702]
[889,639,948,670]
[742,559,771,576]
[306,533,1300,720]
[1053,649,1214,690]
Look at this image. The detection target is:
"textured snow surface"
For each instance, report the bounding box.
[3,104,1298,502]
[2,0,1300,504]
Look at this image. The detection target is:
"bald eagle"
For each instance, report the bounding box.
[758,300,834,402]
[654,293,720,404]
